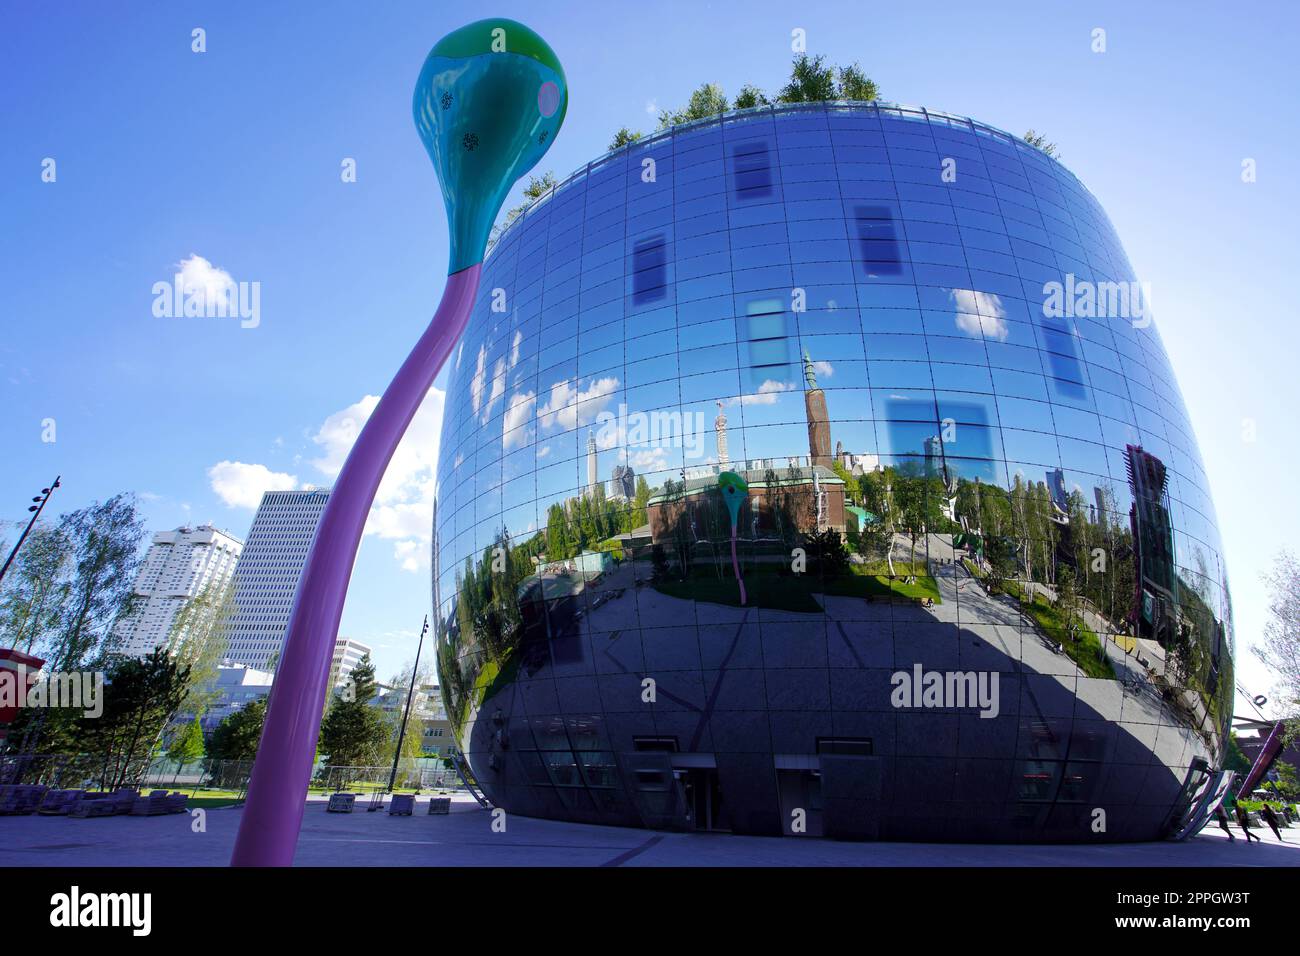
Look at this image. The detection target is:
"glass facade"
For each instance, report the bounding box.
[432,102,1233,842]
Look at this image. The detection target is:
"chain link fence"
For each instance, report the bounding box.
[0,754,465,799]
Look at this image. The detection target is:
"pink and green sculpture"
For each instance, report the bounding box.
[230,18,567,867]
[718,471,748,606]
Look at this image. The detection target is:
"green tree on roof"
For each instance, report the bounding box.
[608,126,643,151]
[658,82,728,129]
[777,53,837,102]
[1023,130,1060,158]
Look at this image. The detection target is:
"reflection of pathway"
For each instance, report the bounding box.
[572,539,1185,754]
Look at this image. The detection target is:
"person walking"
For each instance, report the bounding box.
[1214,803,1236,842]
[1235,804,1262,844]
[1261,804,1286,842]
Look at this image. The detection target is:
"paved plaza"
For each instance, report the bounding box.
[2,795,1297,867]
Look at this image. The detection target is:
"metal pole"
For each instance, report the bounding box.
[386,615,428,793]
[0,475,61,586]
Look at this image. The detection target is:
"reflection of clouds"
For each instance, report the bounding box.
[630,447,669,472]
[732,380,794,405]
[502,390,536,449]
[537,376,619,431]
[951,288,1009,341]
[813,360,833,379]
[483,357,506,423]
[470,344,487,415]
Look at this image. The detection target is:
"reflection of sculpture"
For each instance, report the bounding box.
[230,18,566,867]
[718,471,749,605]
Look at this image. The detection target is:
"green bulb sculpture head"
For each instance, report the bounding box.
[413,18,568,275]
[718,471,749,527]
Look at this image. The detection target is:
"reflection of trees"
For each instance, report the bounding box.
[543,483,642,562]
[439,526,533,735]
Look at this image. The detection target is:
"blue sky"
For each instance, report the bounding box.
[2,1,1296,707]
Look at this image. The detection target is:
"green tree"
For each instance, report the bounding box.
[207,698,267,761]
[1023,130,1060,158]
[49,494,147,670]
[658,82,728,129]
[167,715,206,764]
[0,523,72,654]
[777,54,837,103]
[732,84,770,109]
[608,126,643,150]
[1255,551,1300,732]
[319,655,388,773]
[632,474,652,529]
[835,62,879,101]
[83,648,193,791]
[160,581,233,718]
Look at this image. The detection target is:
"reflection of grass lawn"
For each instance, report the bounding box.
[823,564,941,603]
[1017,591,1116,680]
[652,562,940,612]
[655,566,822,612]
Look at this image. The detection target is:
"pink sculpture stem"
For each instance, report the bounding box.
[231,264,481,867]
[730,524,746,606]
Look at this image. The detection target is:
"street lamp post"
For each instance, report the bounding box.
[386,615,429,794]
[0,476,61,587]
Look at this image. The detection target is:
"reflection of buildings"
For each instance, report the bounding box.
[646,464,846,544]
[434,102,1233,846]
[1046,468,1069,523]
[585,429,598,498]
[608,463,636,501]
[1093,486,1109,528]
[802,351,832,467]
[838,450,880,475]
[715,401,730,465]
[1125,444,1178,646]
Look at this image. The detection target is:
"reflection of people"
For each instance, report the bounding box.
[1235,805,1262,843]
[1261,804,1285,841]
[1213,804,1235,842]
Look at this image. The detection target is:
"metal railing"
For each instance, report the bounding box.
[0,754,466,798]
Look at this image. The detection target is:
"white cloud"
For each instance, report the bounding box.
[177,254,238,313]
[503,389,537,449]
[950,288,1009,341]
[537,376,619,432]
[208,460,299,509]
[311,395,379,477]
[813,360,834,379]
[309,387,446,553]
[733,380,794,406]
[212,386,445,570]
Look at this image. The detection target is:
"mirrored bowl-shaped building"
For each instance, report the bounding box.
[432,102,1233,842]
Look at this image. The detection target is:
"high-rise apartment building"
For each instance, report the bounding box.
[329,636,372,688]
[223,489,330,670]
[113,525,243,658]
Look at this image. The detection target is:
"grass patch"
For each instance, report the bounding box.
[1017,591,1115,679]
[822,564,941,603]
[187,794,243,809]
[655,565,823,612]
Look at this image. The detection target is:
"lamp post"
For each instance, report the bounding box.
[386,615,428,794]
[0,476,61,587]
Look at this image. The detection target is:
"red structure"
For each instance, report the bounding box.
[0,648,44,746]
